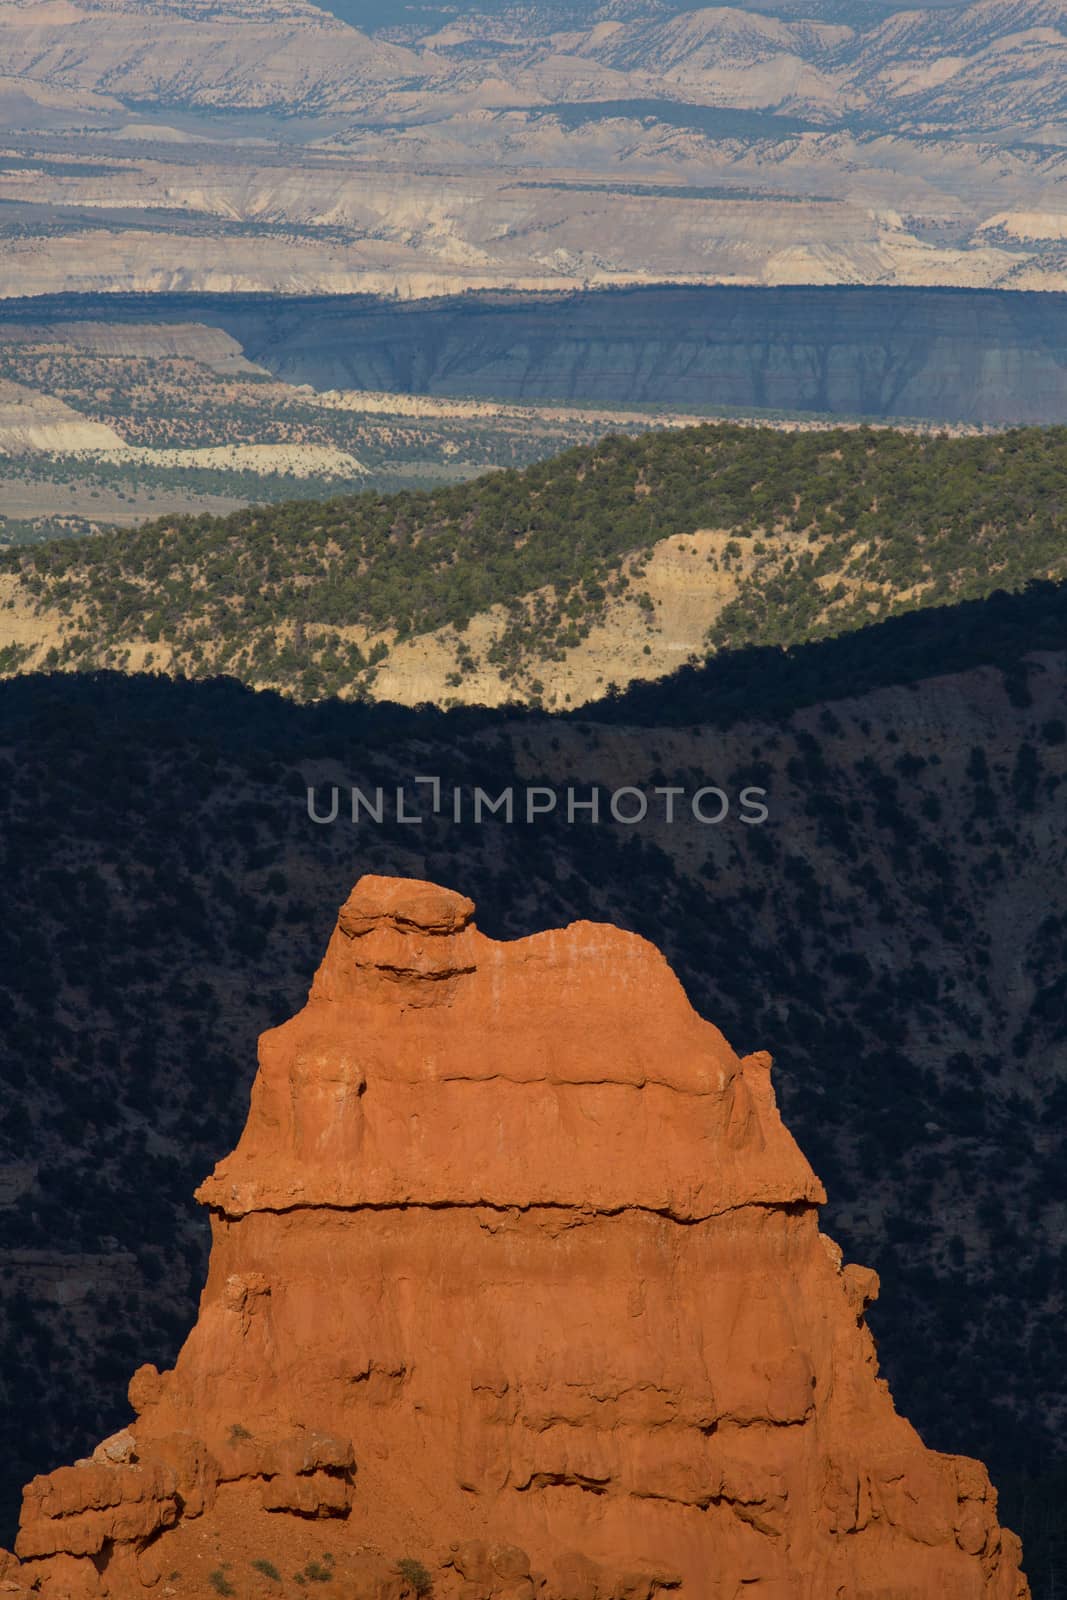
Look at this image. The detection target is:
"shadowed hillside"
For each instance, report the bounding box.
[2,289,1066,423]
[2,581,1066,1590]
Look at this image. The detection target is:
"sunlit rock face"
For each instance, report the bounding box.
[7,875,1030,1600]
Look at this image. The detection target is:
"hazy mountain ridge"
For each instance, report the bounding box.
[2,0,1063,127]
[4,288,1059,422]
[0,0,1062,297]
[0,0,433,116]
[832,0,1067,128]
[2,0,1065,294]
[545,0,1067,126]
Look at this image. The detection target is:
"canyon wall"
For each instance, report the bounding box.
[2,287,1066,422]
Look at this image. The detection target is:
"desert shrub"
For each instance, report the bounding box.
[396,1558,433,1597]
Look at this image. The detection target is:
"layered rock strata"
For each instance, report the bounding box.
[5,876,1030,1600]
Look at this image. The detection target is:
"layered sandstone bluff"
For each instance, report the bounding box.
[5,877,1029,1600]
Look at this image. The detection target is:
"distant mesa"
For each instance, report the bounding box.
[1,876,1030,1599]
[108,124,205,143]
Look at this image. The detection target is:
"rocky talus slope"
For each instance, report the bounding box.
[2,876,1030,1600]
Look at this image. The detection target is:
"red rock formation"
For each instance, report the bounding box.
[8,876,1030,1600]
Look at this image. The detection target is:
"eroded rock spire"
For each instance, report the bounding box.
[6,876,1030,1600]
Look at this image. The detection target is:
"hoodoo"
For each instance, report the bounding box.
[5,876,1029,1599]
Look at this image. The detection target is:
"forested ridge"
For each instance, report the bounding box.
[4,424,1067,699]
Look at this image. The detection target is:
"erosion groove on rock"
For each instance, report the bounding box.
[4,875,1030,1600]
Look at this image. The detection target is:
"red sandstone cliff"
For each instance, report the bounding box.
[3,876,1030,1600]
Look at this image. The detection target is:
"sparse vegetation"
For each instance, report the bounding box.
[396,1558,433,1596]
[4,423,1067,699]
[292,1556,333,1585]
